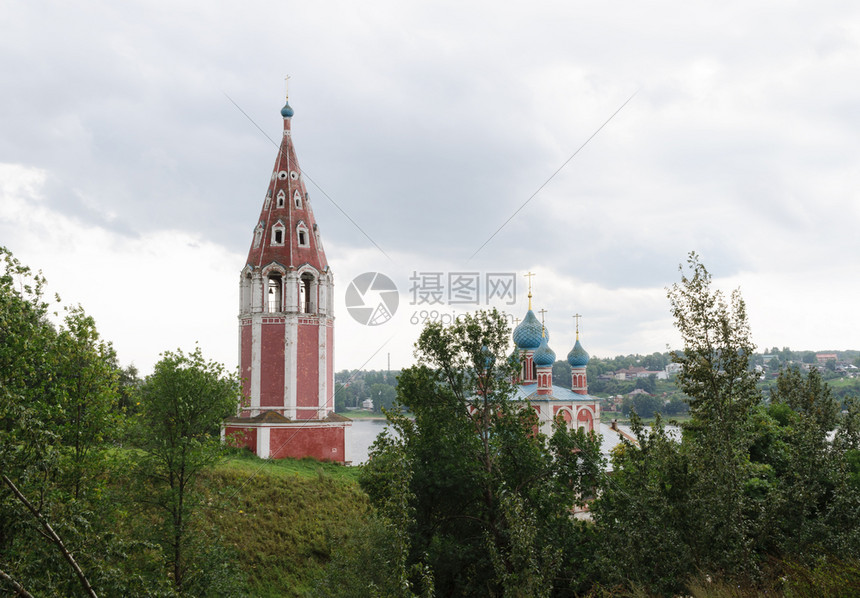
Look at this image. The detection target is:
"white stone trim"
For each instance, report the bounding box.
[257,426,271,459]
[319,321,327,416]
[285,313,298,418]
[250,316,262,412]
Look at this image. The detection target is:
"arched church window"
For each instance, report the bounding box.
[276,190,286,208]
[294,190,302,209]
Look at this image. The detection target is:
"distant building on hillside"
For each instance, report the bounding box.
[817,353,838,364]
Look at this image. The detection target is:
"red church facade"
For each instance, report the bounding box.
[223,94,351,463]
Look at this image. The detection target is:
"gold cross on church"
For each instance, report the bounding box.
[524,272,535,310]
[573,313,582,338]
[538,308,548,337]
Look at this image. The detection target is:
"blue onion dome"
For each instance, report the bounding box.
[281,101,294,118]
[567,338,589,367]
[533,335,556,367]
[512,310,544,350]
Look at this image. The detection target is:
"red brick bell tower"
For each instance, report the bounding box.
[223,91,351,462]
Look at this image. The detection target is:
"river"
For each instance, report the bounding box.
[348,419,671,466]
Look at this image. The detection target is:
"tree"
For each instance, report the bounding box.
[631,393,662,418]
[0,248,165,597]
[0,246,58,480]
[771,366,838,432]
[594,253,761,592]
[668,253,759,430]
[52,305,121,499]
[134,347,241,594]
[641,351,667,371]
[667,252,761,576]
[634,374,657,395]
[333,382,348,412]
[663,394,689,416]
[551,359,571,388]
[593,413,695,593]
[370,383,397,413]
[360,310,602,597]
[594,253,860,593]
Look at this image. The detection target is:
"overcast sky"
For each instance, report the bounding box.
[2,0,859,374]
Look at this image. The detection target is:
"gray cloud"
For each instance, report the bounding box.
[3,0,860,369]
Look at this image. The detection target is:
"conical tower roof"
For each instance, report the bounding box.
[245,98,328,273]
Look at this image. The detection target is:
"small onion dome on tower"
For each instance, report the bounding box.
[513,310,546,350]
[567,338,589,367]
[533,333,556,367]
[281,100,294,118]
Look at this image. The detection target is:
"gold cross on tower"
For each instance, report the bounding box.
[538,308,548,337]
[572,313,582,340]
[524,272,535,310]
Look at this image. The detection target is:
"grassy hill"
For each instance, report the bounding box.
[199,453,369,597]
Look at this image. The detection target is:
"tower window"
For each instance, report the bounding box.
[271,221,286,246]
[294,190,302,209]
[276,190,286,208]
[296,221,309,247]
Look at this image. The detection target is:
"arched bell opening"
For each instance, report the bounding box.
[267,274,283,313]
[299,272,317,313]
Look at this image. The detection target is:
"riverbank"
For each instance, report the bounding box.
[600,412,692,426]
[339,409,388,420]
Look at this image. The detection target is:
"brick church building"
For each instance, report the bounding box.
[509,288,600,435]
[222,94,351,462]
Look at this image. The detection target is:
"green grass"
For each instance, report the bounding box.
[201,452,370,597]
[218,449,362,483]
